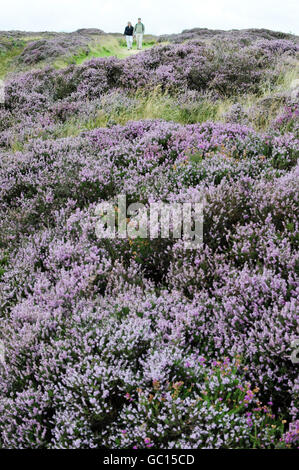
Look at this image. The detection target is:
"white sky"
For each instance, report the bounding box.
[0,0,298,35]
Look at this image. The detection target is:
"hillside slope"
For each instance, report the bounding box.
[0,28,298,150]
[0,28,157,78]
[0,28,298,449]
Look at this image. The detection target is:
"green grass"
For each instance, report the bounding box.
[55,37,157,68]
[51,57,298,138]
[0,34,58,77]
[0,39,26,78]
[45,88,221,141]
[0,34,158,78]
[2,33,297,153]
[275,58,299,90]
[9,78,296,150]
[3,87,221,150]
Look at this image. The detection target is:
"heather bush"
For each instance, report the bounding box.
[158,27,299,44]
[0,29,298,449]
[5,37,297,116]
[280,420,299,447]
[0,32,297,151]
[16,35,90,66]
[0,291,290,449]
[271,103,299,133]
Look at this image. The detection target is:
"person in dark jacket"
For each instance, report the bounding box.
[124,22,134,50]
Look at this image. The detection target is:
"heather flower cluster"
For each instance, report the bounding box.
[158,27,298,44]
[0,29,298,449]
[16,34,91,66]
[6,37,298,107]
[271,103,299,133]
[0,31,297,151]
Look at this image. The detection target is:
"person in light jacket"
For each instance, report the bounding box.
[124,22,134,50]
[134,18,145,50]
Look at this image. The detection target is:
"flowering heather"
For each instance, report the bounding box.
[0,29,298,449]
[271,103,299,133]
[16,34,91,66]
[5,37,298,111]
[158,27,299,44]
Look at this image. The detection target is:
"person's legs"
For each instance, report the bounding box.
[136,33,143,49]
[126,35,131,50]
[129,36,133,49]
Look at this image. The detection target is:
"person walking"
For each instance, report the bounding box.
[124,22,134,50]
[134,18,145,50]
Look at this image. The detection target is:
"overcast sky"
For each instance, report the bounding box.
[1,0,298,35]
